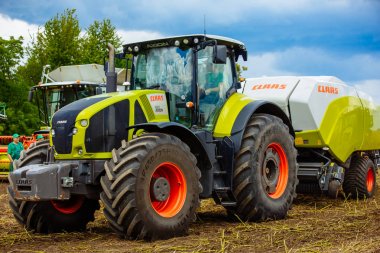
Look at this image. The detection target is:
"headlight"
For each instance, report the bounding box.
[72,127,78,135]
[51,129,55,137]
[80,119,88,127]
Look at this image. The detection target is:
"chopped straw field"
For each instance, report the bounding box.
[0,177,379,252]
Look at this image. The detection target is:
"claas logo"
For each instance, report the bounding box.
[150,95,164,101]
[252,84,287,90]
[317,85,339,94]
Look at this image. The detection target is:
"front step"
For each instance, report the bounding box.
[213,187,236,207]
[298,162,324,181]
[220,201,236,207]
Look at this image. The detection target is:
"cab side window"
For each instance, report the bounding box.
[197,46,233,130]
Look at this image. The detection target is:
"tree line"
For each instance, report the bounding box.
[0,9,122,135]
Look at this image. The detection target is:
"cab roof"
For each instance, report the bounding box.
[32,81,105,90]
[122,34,248,61]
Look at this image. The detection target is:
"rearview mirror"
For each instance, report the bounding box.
[213,45,227,64]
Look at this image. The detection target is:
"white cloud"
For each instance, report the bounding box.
[240,47,380,81]
[0,13,40,46]
[117,30,165,44]
[238,52,299,77]
[353,79,380,105]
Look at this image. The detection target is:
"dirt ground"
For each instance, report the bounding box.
[0,178,380,253]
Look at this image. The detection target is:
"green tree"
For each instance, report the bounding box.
[0,36,39,135]
[81,19,122,65]
[44,9,82,68]
[0,36,23,81]
[19,9,82,87]
[236,63,248,78]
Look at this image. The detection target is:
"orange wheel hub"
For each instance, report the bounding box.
[51,195,84,214]
[367,167,375,193]
[150,162,187,218]
[262,142,289,199]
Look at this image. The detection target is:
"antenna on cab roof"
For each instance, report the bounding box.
[203,14,207,38]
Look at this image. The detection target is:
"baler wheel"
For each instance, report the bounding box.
[343,156,376,199]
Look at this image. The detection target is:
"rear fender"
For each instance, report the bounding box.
[230,101,294,152]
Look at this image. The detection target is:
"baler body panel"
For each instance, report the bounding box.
[242,76,380,163]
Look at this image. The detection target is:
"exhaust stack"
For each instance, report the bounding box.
[106,43,117,93]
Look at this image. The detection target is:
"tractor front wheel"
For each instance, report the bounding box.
[8,139,99,232]
[8,187,99,232]
[100,133,202,240]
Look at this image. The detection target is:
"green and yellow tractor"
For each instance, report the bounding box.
[8,35,379,240]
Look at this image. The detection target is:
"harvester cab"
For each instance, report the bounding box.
[28,64,109,126]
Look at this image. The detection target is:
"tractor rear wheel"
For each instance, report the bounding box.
[343,156,376,199]
[8,139,99,232]
[230,114,298,221]
[100,133,201,240]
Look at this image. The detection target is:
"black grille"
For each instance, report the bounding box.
[52,96,108,154]
[85,100,130,152]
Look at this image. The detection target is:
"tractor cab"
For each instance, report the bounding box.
[124,34,247,129]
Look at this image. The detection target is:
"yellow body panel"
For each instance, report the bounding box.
[213,93,253,138]
[296,96,380,162]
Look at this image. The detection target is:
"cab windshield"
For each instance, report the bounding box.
[133,47,193,93]
[133,47,194,126]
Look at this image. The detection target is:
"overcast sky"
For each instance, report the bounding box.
[0,0,379,102]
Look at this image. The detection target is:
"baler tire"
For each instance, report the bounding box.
[8,186,99,232]
[230,114,298,221]
[100,133,202,241]
[343,156,376,199]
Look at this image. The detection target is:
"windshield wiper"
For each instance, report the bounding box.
[146,84,161,89]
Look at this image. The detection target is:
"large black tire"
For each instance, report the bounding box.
[8,139,99,232]
[343,156,376,199]
[14,139,50,170]
[231,114,298,221]
[8,187,99,232]
[100,133,202,240]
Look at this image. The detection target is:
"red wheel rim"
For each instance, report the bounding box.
[367,167,375,193]
[263,142,289,199]
[150,162,187,218]
[51,195,84,214]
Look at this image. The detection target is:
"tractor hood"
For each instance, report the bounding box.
[51,90,170,160]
